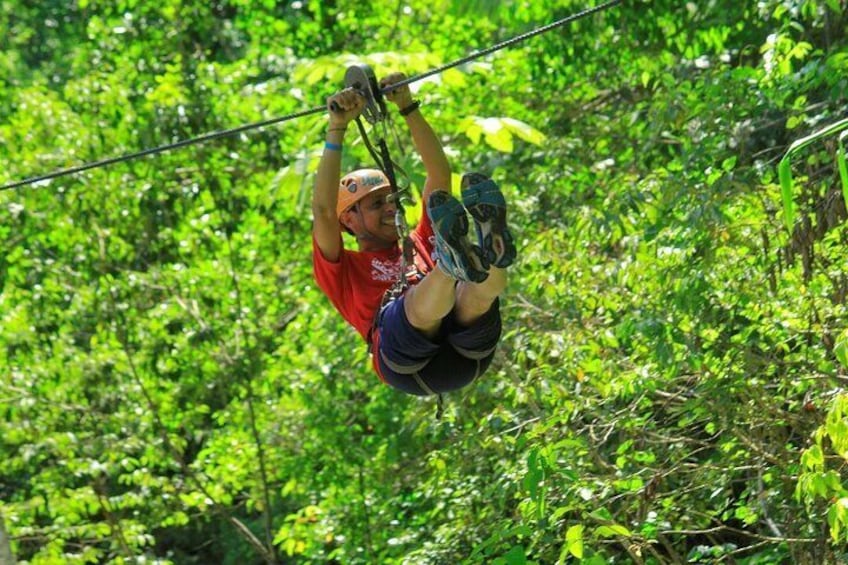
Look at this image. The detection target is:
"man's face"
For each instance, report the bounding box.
[343,188,398,242]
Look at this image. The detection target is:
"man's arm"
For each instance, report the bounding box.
[312,88,365,263]
[381,73,451,205]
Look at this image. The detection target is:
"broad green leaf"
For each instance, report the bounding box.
[566,524,584,559]
[596,524,632,538]
[501,117,547,146]
[485,127,514,153]
[501,545,527,565]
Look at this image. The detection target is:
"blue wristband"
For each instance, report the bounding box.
[325,141,342,152]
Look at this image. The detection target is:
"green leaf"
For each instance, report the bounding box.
[486,127,514,153]
[501,117,547,146]
[614,477,644,492]
[474,118,511,153]
[835,330,848,368]
[463,116,545,152]
[566,524,584,559]
[596,524,632,538]
[461,117,484,145]
[802,444,825,471]
[501,545,527,565]
[441,68,468,88]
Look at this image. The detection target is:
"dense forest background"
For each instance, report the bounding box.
[2,0,848,563]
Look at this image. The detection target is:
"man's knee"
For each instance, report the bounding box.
[403,287,445,337]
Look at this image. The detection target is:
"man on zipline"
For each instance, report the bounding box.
[311,72,516,395]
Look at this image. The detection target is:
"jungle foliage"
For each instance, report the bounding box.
[2,0,848,563]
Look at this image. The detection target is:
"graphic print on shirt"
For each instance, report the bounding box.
[371,257,401,282]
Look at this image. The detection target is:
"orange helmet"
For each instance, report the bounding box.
[337,168,392,218]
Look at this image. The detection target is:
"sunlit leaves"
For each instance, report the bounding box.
[460,116,546,153]
[761,32,814,80]
[293,51,446,90]
[797,394,848,544]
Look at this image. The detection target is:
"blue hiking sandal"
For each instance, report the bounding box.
[426,190,490,283]
[460,172,517,269]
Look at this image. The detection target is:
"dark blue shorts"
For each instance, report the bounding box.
[374,296,502,396]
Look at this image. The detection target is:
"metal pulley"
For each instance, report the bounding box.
[330,63,386,124]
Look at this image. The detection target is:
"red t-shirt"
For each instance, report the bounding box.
[312,211,436,342]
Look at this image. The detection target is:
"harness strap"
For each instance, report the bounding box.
[410,372,446,420]
[408,368,445,420]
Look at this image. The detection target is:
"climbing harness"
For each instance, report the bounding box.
[0,0,623,192]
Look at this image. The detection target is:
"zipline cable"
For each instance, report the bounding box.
[0,0,623,192]
[0,106,327,192]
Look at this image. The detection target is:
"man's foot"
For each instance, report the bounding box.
[426,190,489,283]
[460,173,516,269]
